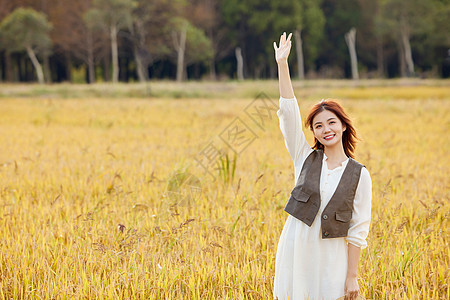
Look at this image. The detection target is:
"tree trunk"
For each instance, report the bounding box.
[0,54,2,82]
[235,47,244,81]
[65,53,72,82]
[122,57,128,81]
[294,29,305,80]
[87,30,95,84]
[376,35,385,78]
[25,46,45,84]
[400,27,414,77]
[43,54,51,83]
[269,63,276,79]
[130,19,150,83]
[254,64,263,79]
[134,47,147,83]
[87,54,95,84]
[103,55,110,82]
[5,52,13,82]
[26,57,33,81]
[209,57,216,80]
[110,24,119,83]
[345,27,359,80]
[397,39,406,77]
[17,55,23,81]
[175,22,187,82]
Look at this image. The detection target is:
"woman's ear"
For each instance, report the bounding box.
[343,125,347,132]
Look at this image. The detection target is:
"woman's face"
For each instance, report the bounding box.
[312,110,346,148]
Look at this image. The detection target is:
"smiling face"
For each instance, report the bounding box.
[312,109,346,149]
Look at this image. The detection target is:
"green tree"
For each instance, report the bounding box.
[425,0,450,75]
[222,0,324,79]
[168,16,213,81]
[84,0,136,83]
[185,0,230,80]
[221,0,254,78]
[127,0,177,82]
[378,0,438,77]
[269,0,325,79]
[49,0,108,84]
[0,7,52,84]
[320,0,361,78]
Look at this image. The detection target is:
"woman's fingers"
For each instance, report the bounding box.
[278,32,292,47]
[275,32,293,58]
[345,291,358,300]
[283,41,292,54]
[286,32,292,44]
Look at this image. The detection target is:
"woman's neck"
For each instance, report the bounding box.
[324,144,348,166]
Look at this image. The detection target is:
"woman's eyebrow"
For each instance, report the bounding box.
[314,117,337,126]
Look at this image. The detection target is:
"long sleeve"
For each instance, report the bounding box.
[276,97,312,172]
[345,167,372,249]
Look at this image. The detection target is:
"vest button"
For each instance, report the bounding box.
[323,214,328,220]
[324,231,329,237]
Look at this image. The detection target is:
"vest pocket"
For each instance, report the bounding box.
[335,211,352,222]
[290,187,310,203]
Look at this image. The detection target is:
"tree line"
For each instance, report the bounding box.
[0,0,449,84]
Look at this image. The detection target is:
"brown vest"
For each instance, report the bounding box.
[284,149,363,239]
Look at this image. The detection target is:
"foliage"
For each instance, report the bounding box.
[84,0,136,31]
[168,17,213,66]
[266,0,325,67]
[377,0,436,41]
[0,7,52,54]
[320,0,362,69]
[129,0,175,61]
[219,0,325,77]
[0,0,449,81]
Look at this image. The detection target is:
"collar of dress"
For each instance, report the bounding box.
[322,152,350,171]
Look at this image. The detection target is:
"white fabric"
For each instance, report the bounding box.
[273,97,372,300]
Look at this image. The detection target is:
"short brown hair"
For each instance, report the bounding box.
[305,99,358,159]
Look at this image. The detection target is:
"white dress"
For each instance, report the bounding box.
[273,97,372,300]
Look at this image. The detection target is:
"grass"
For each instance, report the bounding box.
[0,79,449,100]
[0,80,448,299]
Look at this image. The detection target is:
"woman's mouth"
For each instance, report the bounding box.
[323,134,335,141]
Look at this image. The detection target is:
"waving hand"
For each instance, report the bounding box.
[273,32,292,64]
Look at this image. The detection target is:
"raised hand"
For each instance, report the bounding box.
[273,32,292,64]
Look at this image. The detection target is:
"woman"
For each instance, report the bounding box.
[272,32,372,300]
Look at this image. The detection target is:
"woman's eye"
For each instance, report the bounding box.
[329,121,335,124]
[315,125,321,129]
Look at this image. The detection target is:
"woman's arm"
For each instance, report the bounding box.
[274,33,312,170]
[345,243,361,300]
[274,32,295,98]
[346,168,372,248]
[347,244,361,278]
[344,168,373,299]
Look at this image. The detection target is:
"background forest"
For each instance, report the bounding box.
[0,0,449,84]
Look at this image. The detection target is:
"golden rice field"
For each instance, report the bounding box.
[0,80,448,299]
